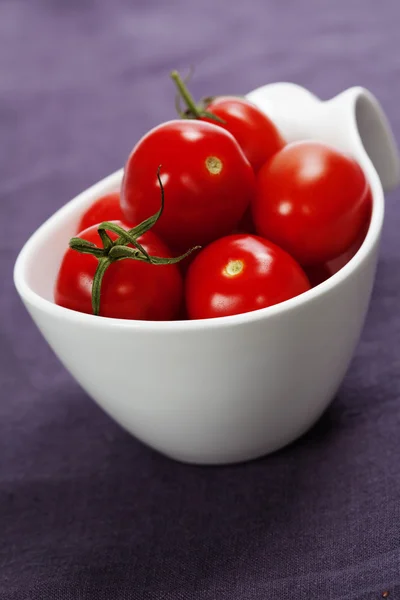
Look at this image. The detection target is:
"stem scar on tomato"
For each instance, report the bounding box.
[224,259,244,277]
[68,166,200,316]
[205,156,223,175]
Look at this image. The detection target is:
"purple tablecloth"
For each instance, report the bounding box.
[1,1,400,598]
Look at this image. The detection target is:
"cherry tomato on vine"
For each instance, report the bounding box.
[185,234,310,320]
[253,141,370,266]
[201,96,284,172]
[77,193,124,233]
[171,71,285,173]
[55,222,183,321]
[120,120,256,251]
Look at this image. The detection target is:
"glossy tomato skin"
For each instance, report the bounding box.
[203,96,285,172]
[77,193,125,233]
[55,221,183,321]
[305,188,372,287]
[185,234,310,320]
[253,141,370,266]
[326,185,372,272]
[120,120,256,251]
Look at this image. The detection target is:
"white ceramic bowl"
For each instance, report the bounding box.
[14,83,400,464]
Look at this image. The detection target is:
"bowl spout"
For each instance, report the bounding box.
[327,87,400,192]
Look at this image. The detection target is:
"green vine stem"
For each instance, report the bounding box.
[69,166,201,316]
[170,70,226,124]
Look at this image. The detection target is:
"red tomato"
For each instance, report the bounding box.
[327,185,372,272]
[202,96,285,172]
[305,189,372,287]
[77,193,124,233]
[253,141,370,266]
[185,234,310,319]
[55,222,183,320]
[120,120,255,251]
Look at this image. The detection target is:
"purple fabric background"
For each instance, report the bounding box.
[1,0,400,598]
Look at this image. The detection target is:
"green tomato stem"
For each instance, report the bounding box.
[171,70,201,117]
[98,229,113,251]
[92,257,111,316]
[68,166,201,316]
[170,70,226,124]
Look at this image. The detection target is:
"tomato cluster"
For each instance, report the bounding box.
[55,72,371,321]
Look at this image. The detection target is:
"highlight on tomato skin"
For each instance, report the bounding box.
[55,221,184,321]
[185,233,311,320]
